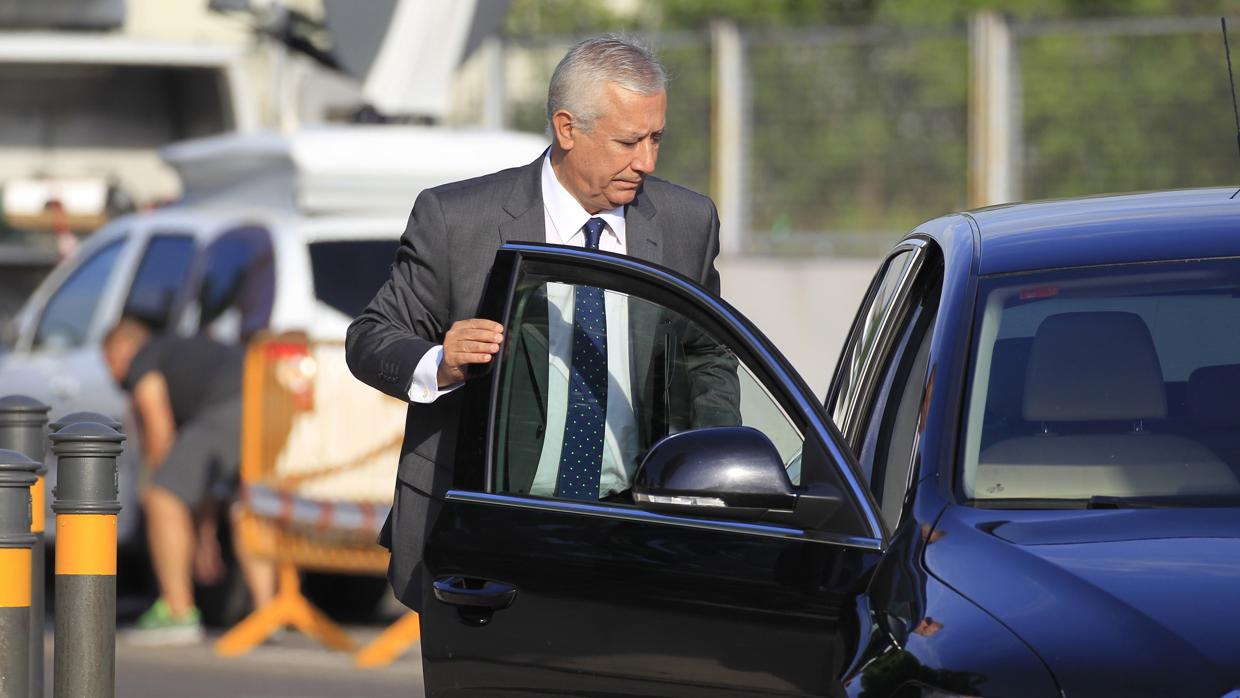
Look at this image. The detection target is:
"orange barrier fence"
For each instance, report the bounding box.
[214,334,419,667]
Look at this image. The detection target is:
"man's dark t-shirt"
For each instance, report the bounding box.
[123,335,244,427]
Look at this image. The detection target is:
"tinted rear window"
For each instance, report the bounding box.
[124,234,197,330]
[309,240,397,318]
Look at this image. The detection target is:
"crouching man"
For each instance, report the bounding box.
[103,317,274,643]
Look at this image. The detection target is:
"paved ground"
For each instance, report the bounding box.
[43,625,425,698]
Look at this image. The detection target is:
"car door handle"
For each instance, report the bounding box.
[432,576,518,610]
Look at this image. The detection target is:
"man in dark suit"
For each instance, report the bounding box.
[346,35,738,613]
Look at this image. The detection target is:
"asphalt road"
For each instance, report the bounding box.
[43,626,425,698]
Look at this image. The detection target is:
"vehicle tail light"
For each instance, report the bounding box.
[266,340,317,411]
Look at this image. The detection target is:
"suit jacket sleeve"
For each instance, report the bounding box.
[346,189,452,401]
[685,200,743,428]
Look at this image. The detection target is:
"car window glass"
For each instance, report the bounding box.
[309,240,398,318]
[122,234,196,331]
[491,274,848,510]
[831,250,918,438]
[962,259,1240,503]
[190,226,274,343]
[33,239,125,350]
[857,300,937,528]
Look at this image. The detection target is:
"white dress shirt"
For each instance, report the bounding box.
[409,151,641,497]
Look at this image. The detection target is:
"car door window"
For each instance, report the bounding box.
[477,248,875,539]
[828,246,925,448]
[180,226,274,342]
[495,282,809,495]
[33,239,125,350]
[122,234,197,331]
[854,253,942,528]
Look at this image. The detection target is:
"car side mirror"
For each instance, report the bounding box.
[632,426,842,529]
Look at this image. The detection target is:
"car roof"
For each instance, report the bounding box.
[965,187,1240,276]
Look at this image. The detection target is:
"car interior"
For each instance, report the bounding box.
[970,278,1240,503]
[976,310,1240,500]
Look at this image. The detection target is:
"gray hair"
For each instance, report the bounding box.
[546,34,666,134]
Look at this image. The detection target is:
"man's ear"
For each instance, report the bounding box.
[552,109,576,151]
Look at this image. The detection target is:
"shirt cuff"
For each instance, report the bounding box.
[408,345,463,403]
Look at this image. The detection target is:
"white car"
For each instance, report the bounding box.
[0,125,549,547]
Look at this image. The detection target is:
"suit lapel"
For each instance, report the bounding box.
[624,186,662,266]
[499,155,547,245]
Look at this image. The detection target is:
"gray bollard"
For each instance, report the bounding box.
[48,412,122,434]
[0,449,38,698]
[50,422,124,698]
[0,395,50,698]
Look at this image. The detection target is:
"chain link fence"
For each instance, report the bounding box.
[452,16,1239,256]
[1016,17,1236,201]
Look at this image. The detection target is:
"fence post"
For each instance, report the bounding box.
[50,421,124,698]
[968,9,1020,207]
[0,449,38,698]
[711,19,748,256]
[0,396,49,698]
[480,36,507,130]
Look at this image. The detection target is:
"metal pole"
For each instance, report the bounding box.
[968,10,1019,208]
[711,19,748,256]
[50,421,124,698]
[0,396,50,698]
[0,449,38,698]
[480,36,506,130]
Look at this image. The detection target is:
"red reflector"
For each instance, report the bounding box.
[266,342,309,360]
[1019,285,1059,300]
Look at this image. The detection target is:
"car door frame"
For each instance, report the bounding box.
[420,243,890,696]
[456,242,887,542]
[826,238,930,455]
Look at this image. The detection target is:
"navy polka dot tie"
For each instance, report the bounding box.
[555,217,608,499]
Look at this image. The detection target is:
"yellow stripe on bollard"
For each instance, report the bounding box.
[0,548,32,606]
[31,476,45,534]
[55,515,116,576]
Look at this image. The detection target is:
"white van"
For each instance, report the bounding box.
[0,125,548,547]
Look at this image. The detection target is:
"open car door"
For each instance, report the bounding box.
[420,243,887,696]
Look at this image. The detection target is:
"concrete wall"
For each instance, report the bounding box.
[717,255,880,398]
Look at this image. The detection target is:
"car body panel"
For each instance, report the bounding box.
[925,505,1239,697]
[845,540,1060,698]
[424,492,881,696]
[970,187,1240,276]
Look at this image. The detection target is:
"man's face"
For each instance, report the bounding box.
[553,82,666,213]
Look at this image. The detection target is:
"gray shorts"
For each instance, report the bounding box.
[154,398,242,509]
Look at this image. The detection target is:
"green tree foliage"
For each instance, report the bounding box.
[505,0,1240,253]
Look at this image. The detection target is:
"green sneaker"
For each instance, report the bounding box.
[123,599,204,646]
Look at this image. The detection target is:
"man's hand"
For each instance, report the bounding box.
[438,319,504,388]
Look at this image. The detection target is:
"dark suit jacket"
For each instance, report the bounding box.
[346,154,732,610]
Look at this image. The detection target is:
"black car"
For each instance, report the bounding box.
[418,188,1240,697]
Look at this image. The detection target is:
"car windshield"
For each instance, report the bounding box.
[960,258,1240,507]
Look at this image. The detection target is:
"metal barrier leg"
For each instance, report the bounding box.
[354,611,421,668]
[50,422,124,698]
[215,562,356,656]
[0,450,39,698]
